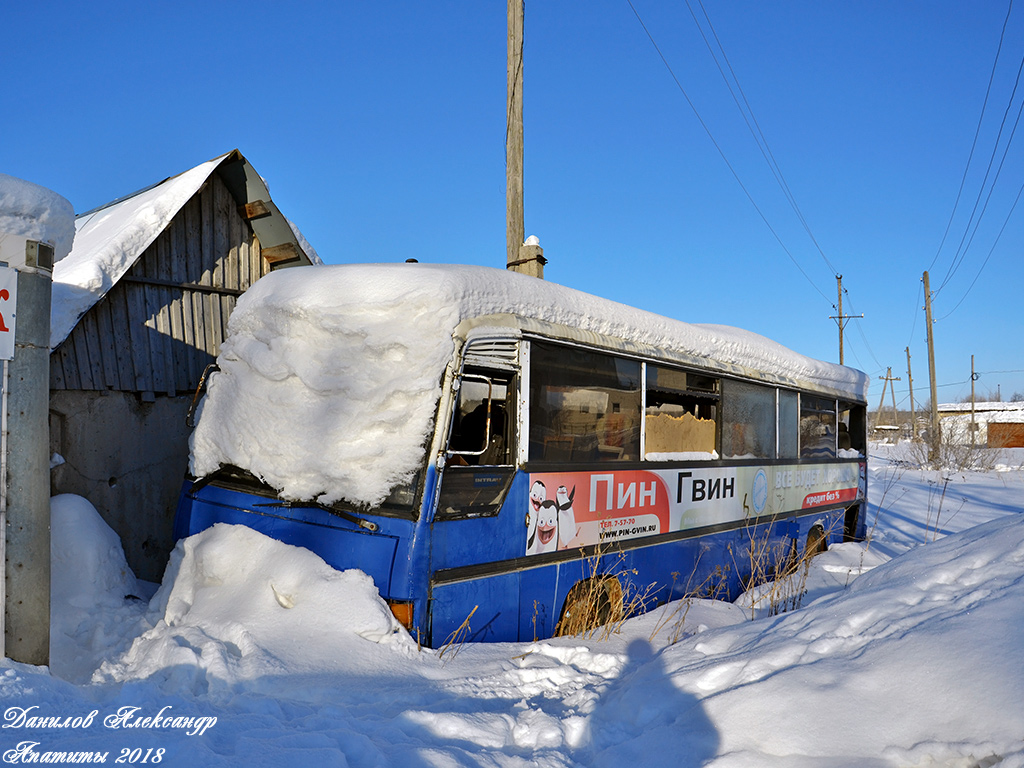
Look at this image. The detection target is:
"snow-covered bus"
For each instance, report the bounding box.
[175,263,868,645]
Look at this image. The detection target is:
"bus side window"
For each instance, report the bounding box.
[528,342,641,462]
[800,395,837,458]
[778,390,800,458]
[721,380,777,459]
[644,365,719,460]
[449,373,514,466]
[838,402,866,456]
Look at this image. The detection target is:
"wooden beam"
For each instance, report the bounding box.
[261,242,302,264]
[122,275,246,297]
[241,200,271,221]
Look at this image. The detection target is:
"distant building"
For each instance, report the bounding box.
[870,424,901,443]
[936,402,1024,449]
[49,151,319,580]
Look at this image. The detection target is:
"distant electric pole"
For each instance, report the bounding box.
[877,367,901,428]
[906,346,918,440]
[923,271,940,463]
[829,275,862,365]
[971,354,977,446]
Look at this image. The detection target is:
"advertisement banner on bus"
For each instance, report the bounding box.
[525,462,863,555]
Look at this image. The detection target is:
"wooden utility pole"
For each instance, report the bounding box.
[506,0,524,269]
[971,354,977,446]
[906,346,918,440]
[877,368,901,428]
[829,275,862,365]
[505,0,545,278]
[923,271,940,463]
[836,275,844,365]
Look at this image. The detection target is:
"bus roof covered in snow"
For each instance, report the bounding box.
[190,263,868,508]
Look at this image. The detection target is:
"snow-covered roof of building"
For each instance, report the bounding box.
[191,263,869,507]
[942,411,1024,426]
[938,402,1024,414]
[50,150,320,349]
[0,173,75,266]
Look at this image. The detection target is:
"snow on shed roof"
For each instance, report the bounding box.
[50,150,320,349]
[191,263,868,507]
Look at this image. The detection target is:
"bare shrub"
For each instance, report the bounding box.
[437,605,477,663]
[733,517,841,620]
[908,432,1004,472]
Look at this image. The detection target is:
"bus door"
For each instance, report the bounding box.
[428,342,527,644]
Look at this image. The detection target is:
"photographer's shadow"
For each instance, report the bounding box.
[575,638,719,767]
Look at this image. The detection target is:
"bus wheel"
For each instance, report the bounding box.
[555,576,624,637]
[806,524,828,557]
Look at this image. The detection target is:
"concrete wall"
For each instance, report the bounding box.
[49,391,192,582]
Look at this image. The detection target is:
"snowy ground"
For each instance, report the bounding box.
[3,444,1023,767]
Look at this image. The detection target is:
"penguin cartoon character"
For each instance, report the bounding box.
[555,485,578,549]
[534,499,560,554]
[526,480,546,553]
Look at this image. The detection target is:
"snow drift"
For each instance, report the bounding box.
[29,462,1024,766]
[96,523,416,696]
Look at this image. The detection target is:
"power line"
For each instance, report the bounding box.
[839,288,882,370]
[936,72,1024,297]
[927,0,1015,273]
[625,0,833,305]
[685,0,840,279]
[936,21,1024,295]
[936,178,1024,320]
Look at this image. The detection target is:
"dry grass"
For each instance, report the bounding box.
[647,558,731,645]
[896,438,976,543]
[864,459,908,552]
[553,547,656,641]
[732,517,839,620]
[437,605,477,663]
[922,473,971,543]
[556,514,840,643]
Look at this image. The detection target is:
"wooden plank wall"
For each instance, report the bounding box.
[989,422,1024,449]
[50,173,271,395]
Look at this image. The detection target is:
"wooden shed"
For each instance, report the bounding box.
[988,422,1024,449]
[937,402,1024,450]
[49,150,319,580]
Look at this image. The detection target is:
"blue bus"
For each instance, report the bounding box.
[175,264,868,645]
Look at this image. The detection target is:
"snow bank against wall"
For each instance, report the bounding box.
[50,494,142,683]
[191,264,868,507]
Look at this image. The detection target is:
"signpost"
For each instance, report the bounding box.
[0,264,18,359]
[0,265,9,658]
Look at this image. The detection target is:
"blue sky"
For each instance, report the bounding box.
[3,1,1022,407]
